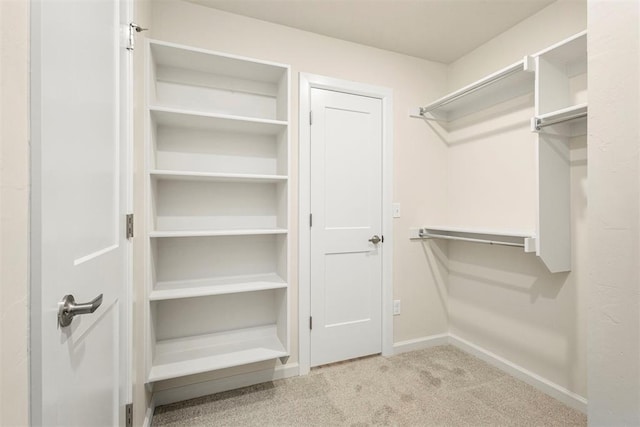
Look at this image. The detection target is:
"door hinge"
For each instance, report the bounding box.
[310,213,313,227]
[310,111,313,125]
[125,403,133,427]
[126,214,134,239]
[127,22,148,51]
[309,316,313,330]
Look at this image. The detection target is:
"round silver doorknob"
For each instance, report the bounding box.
[368,235,382,244]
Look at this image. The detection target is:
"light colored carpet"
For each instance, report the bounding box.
[152,345,586,426]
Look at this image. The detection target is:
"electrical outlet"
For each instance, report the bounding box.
[393,299,401,315]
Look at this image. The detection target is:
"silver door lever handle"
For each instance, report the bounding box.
[58,294,103,327]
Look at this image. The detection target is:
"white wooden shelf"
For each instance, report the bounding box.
[150,170,288,184]
[535,103,587,122]
[150,273,287,301]
[416,57,535,122]
[150,229,288,238]
[533,30,586,77]
[152,177,286,232]
[150,106,288,133]
[148,324,288,382]
[150,40,287,86]
[410,226,536,252]
[149,40,289,122]
[151,108,287,176]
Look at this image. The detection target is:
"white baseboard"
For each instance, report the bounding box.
[152,363,300,407]
[448,334,587,414]
[393,333,449,355]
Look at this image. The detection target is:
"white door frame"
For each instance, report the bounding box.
[299,73,393,374]
[121,0,134,409]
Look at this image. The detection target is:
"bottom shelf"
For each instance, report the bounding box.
[148,324,287,383]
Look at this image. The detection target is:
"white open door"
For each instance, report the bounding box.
[30,0,131,425]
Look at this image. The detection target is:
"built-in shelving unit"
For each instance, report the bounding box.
[145,40,290,383]
[532,30,587,273]
[411,31,587,273]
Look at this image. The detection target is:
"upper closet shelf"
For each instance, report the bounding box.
[149,40,289,122]
[410,226,536,253]
[411,57,535,122]
[533,30,587,76]
[533,30,587,135]
[151,40,288,86]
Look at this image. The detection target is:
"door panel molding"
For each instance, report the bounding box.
[299,73,393,374]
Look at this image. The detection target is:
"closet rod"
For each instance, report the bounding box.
[534,111,587,130]
[418,231,525,248]
[419,64,523,116]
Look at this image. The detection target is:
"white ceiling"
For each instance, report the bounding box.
[188,0,556,64]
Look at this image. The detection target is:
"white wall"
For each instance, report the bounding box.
[140,0,449,394]
[0,0,29,425]
[587,0,640,423]
[441,0,588,400]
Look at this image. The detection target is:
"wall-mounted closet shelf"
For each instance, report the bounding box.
[413,57,534,122]
[145,39,290,383]
[150,170,288,183]
[150,273,287,301]
[410,226,536,252]
[533,30,586,76]
[410,31,586,273]
[148,325,288,383]
[532,103,587,133]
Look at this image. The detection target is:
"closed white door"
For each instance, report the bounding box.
[30,0,130,425]
[310,88,383,367]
